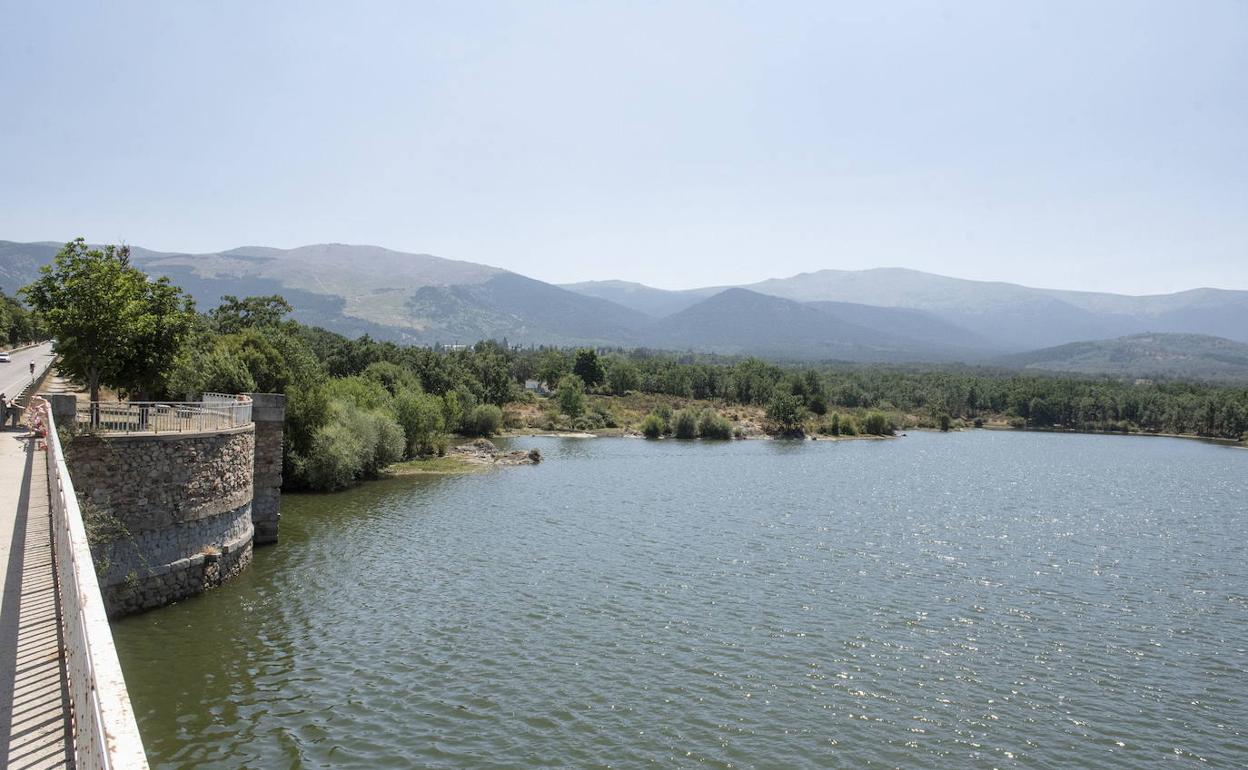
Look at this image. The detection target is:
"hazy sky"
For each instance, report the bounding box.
[2,1,1245,294]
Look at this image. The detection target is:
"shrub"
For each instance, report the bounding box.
[591,402,618,428]
[672,409,699,439]
[297,420,364,491]
[819,413,841,436]
[372,413,406,469]
[393,391,446,457]
[1008,416,1026,429]
[766,393,806,436]
[937,413,951,432]
[573,412,605,432]
[863,411,893,436]
[463,404,503,437]
[502,409,525,429]
[698,411,733,440]
[653,403,673,432]
[640,413,665,439]
[839,415,859,436]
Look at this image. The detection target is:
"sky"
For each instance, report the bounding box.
[1,1,1245,294]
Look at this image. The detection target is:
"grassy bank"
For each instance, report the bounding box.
[383,455,485,476]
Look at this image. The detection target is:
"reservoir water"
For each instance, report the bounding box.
[113,431,1248,768]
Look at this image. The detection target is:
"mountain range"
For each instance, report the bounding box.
[4,240,1248,379]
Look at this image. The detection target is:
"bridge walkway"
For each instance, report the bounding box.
[0,429,74,769]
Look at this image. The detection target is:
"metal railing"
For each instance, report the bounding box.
[29,397,150,769]
[76,394,253,434]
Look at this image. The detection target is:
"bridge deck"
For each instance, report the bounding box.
[0,430,74,769]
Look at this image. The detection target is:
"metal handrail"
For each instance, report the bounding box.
[76,394,253,434]
[30,397,150,769]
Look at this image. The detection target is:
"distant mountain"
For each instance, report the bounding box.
[803,300,996,353]
[649,288,979,361]
[558,280,718,318]
[741,268,1248,349]
[404,273,650,346]
[0,241,651,346]
[561,269,1248,351]
[1000,333,1248,382]
[0,240,60,292]
[6,239,1248,374]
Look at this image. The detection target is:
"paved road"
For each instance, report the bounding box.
[0,343,54,403]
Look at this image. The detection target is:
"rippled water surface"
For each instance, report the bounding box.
[113,431,1248,768]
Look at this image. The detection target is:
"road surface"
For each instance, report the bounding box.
[0,342,54,403]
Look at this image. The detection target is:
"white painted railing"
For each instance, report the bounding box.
[75,394,253,434]
[30,397,150,769]
[202,391,253,424]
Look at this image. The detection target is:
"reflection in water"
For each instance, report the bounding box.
[114,432,1248,768]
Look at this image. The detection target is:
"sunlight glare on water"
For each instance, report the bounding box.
[113,431,1248,769]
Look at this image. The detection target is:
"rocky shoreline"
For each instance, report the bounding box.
[452,438,543,466]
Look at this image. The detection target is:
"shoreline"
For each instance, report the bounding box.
[978,423,1245,447]
[346,423,1248,486]
[498,427,894,442]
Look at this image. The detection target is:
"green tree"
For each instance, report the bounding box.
[556,374,586,418]
[606,359,640,395]
[0,292,44,346]
[573,348,607,388]
[23,239,195,405]
[765,393,806,436]
[537,350,569,390]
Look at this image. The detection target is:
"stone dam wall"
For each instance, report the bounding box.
[66,426,256,615]
[58,392,285,616]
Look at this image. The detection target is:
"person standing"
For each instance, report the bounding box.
[0,394,6,429]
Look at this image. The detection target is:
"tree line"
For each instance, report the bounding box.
[22,240,1248,493]
[0,290,46,347]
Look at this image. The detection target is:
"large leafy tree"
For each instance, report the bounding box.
[536,349,569,390]
[572,348,606,388]
[22,238,195,403]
